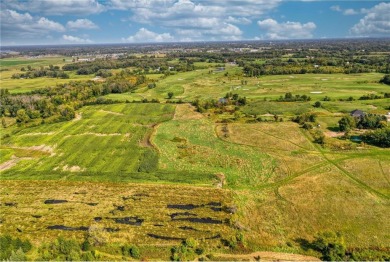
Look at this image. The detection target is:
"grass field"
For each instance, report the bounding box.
[0,103,187,182]
[109,67,389,104]
[0,180,236,260]
[153,104,278,188]
[1,56,389,259]
[218,121,390,249]
[0,56,95,93]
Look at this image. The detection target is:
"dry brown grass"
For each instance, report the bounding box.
[0,180,235,249]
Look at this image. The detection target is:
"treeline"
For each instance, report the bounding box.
[277,92,311,102]
[0,233,140,261]
[12,65,69,79]
[242,54,389,76]
[0,71,146,125]
[62,57,196,75]
[339,114,387,131]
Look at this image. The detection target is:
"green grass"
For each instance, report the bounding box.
[0,103,181,182]
[0,60,44,66]
[219,120,390,249]
[153,104,277,189]
[0,56,91,93]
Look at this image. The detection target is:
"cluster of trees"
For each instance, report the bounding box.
[0,71,146,125]
[359,93,390,100]
[339,114,387,131]
[0,229,142,261]
[63,56,196,75]
[242,53,389,76]
[12,65,69,79]
[278,92,311,102]
[379,74,390,85]
[0,235,32,261]
[303,231,390,261]
[191,93,247,113]
[361,127,390,147]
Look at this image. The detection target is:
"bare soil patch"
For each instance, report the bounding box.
[215,251,320,261]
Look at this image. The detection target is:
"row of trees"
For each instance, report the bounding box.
[63,57,196,75]
[278,92,311,102]
[1,71,147,125]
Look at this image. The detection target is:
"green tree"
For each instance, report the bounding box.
[16,109,30,124]
[338,116,356,132]
[9,248,26,261]
[379,74,390,85]
[168,92,174,99]
[314,101,322,108]
[312,231,346,261]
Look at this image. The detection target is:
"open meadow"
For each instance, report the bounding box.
[1,46,390,261]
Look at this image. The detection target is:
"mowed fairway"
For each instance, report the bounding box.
[0,103,182,182]
[218,121,390,248]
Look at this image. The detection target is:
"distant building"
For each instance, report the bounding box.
[350,109,365,118]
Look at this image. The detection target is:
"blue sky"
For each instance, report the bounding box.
[1,0,389,46]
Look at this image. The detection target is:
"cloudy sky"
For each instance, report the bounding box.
[1,0,389,46]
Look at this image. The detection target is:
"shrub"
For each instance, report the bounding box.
[312,231,346,261]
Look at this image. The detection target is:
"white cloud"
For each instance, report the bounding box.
[67,19,98,30]
[350,2,390,36]
[257,19,316,39]
[113,0,275,41]
[225,16,251,25]
[62,34,93,43]
[122,28,174,42]
[2,0,105,15]
[0,9,65,43]
[343,8,359,15]
[330,5,341,12]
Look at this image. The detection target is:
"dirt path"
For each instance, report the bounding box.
[0,156,33,172]
[215,251,320,261]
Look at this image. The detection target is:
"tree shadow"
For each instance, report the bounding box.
[327,126,340,132]
[294,238,315,251]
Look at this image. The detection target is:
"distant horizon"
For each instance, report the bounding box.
[2,36,390,49]
[1,1,389,46]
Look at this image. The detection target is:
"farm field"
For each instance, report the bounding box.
[1,42,390,261]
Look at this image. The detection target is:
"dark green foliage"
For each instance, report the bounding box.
[221,233,245,250]
[0,235,32,261]
[312,231,346,261]
[122,244,141,259]
[313,101,322,108]
[312,129,325,145]
[379,74,390,85]
[171,238,200,261]
[338,115,356,132]
[357,114,387,129]
[38,236,98,261]
[361,127,390,147]
[292,112,317,125]
[278,92,311,102]
[168,92,174,99]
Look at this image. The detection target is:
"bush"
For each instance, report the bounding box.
[312,231,346,261]
[361,127,390,147]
